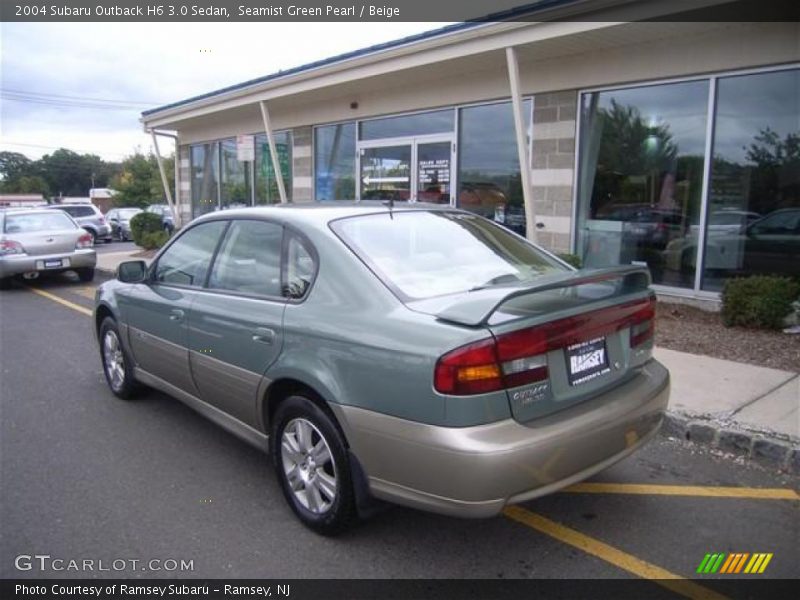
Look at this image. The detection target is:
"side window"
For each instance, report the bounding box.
[77,207,95,217]
[208,220,283,297]
[154,221,227,287]
[284,233,316,299]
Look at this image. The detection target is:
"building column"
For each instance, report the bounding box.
[505,46,537,243]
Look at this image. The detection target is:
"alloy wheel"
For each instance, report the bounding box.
[103,329,126,392]
[280,418,338,514]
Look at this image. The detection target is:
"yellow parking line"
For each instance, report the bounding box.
[504,506,729,600]
[27,287,93,317]
[563,482,799,500]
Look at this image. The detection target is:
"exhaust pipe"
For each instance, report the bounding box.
[22,272,40,280]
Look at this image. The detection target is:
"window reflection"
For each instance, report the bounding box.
[577,81,708,287]
[190,143,219,217]
[255,132,292,204]
[699,69,800,290]
[458,101,532,236]
[360,109,453,140]
[315,123,356,201]
[220,139,251,209]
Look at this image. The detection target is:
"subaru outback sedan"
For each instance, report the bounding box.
[94,204,669,534]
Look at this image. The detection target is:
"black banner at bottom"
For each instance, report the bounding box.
[3,579,799,600]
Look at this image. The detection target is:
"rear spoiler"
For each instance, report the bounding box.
[434,266,652,327]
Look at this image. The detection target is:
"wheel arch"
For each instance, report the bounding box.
[95,303,115,338]
[261,376,349,446]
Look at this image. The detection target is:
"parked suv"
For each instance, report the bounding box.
[145,204,175,234]
[47,203,112,243]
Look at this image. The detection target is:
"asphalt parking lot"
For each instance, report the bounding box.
[1,273,797,597]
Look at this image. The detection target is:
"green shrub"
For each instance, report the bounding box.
[139,230,170,250]
[557,253,583,269]
[130,212,164,247]
[721,276,800,329]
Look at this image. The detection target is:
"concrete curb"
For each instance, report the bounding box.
[662,412,799,473]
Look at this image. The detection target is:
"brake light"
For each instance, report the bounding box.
[434,296,656,396]
[434,338,503,395]
[0,239,24,255]
[630,297,656,348]
[76,233,93,249]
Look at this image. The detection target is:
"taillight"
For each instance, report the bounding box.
[0,240,24,255]
[434,338,503,395]
[630,297,656,348]
[434,296,656,396]
[76,233,93,249]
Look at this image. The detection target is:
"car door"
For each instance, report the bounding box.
[123,220,228,394]
[187,219,288,428]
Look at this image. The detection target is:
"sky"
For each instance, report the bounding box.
[0,22,448,163]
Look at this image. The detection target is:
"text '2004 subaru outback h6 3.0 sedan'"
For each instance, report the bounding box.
[94,203,669,534]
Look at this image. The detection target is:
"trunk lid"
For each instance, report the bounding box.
[16,229,82,256]
[417,266,656,423]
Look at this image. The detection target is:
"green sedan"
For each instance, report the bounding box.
[94,203,669,534]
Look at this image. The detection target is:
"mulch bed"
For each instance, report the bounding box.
[656,302,800,372]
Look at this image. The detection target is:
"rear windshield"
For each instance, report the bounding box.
[4,212,77,233]
[119,209,141,218]
[332,211,567,300]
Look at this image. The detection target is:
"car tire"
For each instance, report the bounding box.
[104,238,113,244]
[76,267,95,282]
[99,317,138,400]
[272,395,357,535]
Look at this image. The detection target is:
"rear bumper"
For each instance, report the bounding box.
[0,249,97,278]
[334,359,669,518]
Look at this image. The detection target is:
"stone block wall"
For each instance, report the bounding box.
[292,126,313,203]
[531,90,578,253]
[177,144,192,226]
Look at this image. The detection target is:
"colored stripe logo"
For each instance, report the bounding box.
[696,553,773,574]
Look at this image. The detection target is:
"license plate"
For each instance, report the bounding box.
[566,337,611,386]
[38,259,65,269]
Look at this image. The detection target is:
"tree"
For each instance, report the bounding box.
[110,152,174,208]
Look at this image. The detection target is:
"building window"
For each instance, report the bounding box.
[255,132,292,204]
[457,100,532,236]
[220,138,251,209]
[576,80,709,288]
[190,142,219,217]
[701,68,799,291]
[314,122,356,201]
[359,109,454,140]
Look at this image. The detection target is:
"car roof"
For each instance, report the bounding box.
[192,201,457,228]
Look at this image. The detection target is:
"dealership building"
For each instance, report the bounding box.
[141,1,799,300]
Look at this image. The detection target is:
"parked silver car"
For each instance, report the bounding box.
[107,207,143,241]
[0,208,97,287]
[94,204,669,534]
[47,203,112,243]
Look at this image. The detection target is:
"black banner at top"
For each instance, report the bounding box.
[2,0,799,22]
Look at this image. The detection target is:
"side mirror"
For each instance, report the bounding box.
[117,260,148,283]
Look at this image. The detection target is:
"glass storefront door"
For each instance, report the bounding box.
[360,145,412,201]
[358,135,454,203]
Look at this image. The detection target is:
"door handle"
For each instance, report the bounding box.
[252,327,275,344]
[169,309,185,322]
